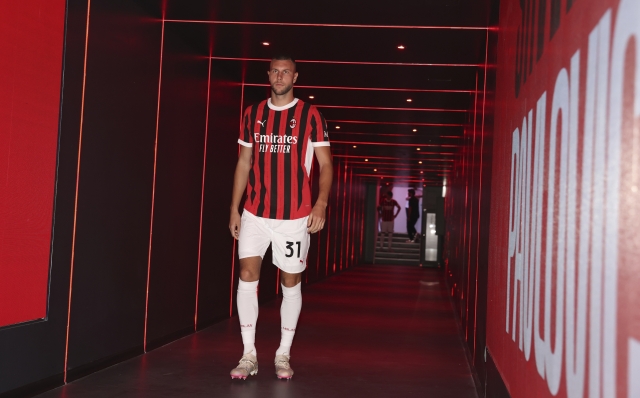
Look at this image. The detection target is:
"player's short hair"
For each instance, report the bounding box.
[408,189,415,196]
[386,191,393,198]
[271,54,297,70]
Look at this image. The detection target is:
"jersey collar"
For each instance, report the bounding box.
[267,98,299,111]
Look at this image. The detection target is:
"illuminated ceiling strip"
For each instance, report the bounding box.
[331,140,460,148]
[164,19,489,30]
[333,154,455,162]
[335,131,462,138]
[327,120,465,127]
[243,83,476,93]
[357,174,445,180]
[316,105,466,112]
[209,56,481,67]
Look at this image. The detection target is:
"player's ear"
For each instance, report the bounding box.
[293,72,298,84]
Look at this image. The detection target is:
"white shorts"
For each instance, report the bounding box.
[238,210,310,274]
[381,221,394,233]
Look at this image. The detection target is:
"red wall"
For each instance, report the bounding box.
[0,0,66,327]
[488,0,640,397]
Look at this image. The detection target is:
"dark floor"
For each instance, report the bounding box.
[37,265,478,398]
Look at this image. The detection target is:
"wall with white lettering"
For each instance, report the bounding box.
[487,0,640,397]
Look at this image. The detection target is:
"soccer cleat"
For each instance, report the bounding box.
[230,353,258,380]
[274,354,294,380]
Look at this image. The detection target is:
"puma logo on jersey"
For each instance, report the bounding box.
[257,120,266,127]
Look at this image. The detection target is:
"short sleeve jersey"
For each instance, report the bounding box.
[238,98,330,220]
[380,199,399,222]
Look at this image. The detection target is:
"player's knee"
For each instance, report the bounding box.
[239,268,259,282]
[280,272,301,288]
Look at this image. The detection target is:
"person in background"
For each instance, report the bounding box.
[378,191,401,251]
[406,189,420,243]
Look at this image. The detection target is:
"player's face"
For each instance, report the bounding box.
[268,59,298,96]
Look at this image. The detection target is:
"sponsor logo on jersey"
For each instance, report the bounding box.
[257,120,266,127]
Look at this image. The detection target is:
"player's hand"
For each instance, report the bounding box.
[229,211,241,240]
[307,204,326,234]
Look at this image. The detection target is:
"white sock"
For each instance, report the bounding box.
[276,283,302,356]
[237,279,259,356]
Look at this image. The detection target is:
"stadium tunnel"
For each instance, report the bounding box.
[1,1,639,397]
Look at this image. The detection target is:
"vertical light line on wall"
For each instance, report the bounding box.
[144,17,165,353]
[194,55,213,331]
[230,81,245,317]
[465,72,479,341]
[346,168,353,267]
[360,182,365,258]
[64,0,92,383]
[340,162,347,270]
[326,206,331,276]
[333,161,341,273]
[473,29,489,362]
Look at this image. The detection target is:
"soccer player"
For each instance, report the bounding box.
[228,55,333,380]
[379,191,400,251]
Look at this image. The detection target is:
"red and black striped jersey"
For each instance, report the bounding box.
[238,98,330,220]
[380,199,399,221]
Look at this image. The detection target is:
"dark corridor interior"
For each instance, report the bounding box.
[0,0,502,397]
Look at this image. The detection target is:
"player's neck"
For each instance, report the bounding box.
[270,91,295,107]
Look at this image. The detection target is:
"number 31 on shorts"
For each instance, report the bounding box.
[285,241,301,258]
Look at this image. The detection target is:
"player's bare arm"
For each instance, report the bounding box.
[229,146,253,239]
[394,201,401,218]
[307,146,333,234]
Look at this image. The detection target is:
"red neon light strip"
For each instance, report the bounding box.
[64,0,91,383]
[347,169,353,266]
[333,154,455,162]
[164,19,489,31]
[243,83,476,93]
[473,30,490,363]
[194,55,213,331]
[325,206,331,276]
[144,18,165,353]
[464,72,479,342]
[333,162,341,273]
[331,140,461,148]
[315,104,467,112]
[209,56,481,68]
[328,120,465,127]
[340,163,347,271]
[230,82,246,317]
[333,131,462,138]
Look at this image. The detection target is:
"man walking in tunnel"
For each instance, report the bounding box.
[228,55,333,380]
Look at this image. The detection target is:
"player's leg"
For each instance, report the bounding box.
[274,269,302,380]
[270,216,309,380]
[231,212,270,380]
[237,256,261,356]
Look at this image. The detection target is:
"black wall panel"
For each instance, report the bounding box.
[195,73,243,327]
[67,0,161,371]
[145,25,209,345]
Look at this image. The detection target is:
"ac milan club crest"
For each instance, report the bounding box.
[289,118,297,129]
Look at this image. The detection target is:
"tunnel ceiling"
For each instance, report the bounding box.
[136,0,493,187]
